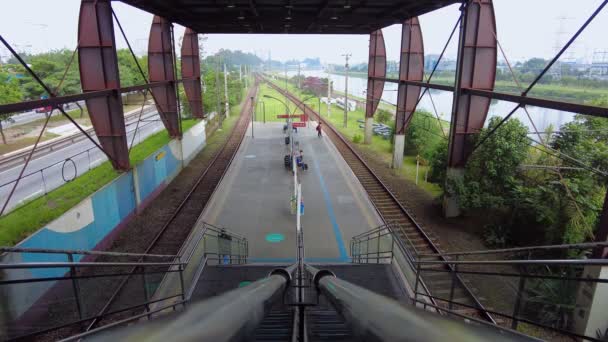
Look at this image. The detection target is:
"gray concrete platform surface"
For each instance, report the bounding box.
[200,121,383,263]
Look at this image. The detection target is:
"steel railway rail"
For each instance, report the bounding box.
[10,82,258,340]
[63,81,260,336]
[261,76,495,324]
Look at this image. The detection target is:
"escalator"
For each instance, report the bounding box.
[84,263,535,342]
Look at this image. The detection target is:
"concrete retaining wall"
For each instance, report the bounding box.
[0,119,206,321]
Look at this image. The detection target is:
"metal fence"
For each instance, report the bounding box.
[350,224,608,341]
[0,221,248,340]
[0,109,161,214]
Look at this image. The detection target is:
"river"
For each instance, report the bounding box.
[285,69,574,132]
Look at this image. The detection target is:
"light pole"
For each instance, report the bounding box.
[341,53,351,128]
[224,63,230,117]
[327,80,332,118]
[300,96,321,126]
[264,95,292,145]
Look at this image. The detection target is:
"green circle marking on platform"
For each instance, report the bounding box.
[238,281,252,288]
[265,233,285,243]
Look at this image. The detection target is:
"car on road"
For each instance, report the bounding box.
[35,106,53,113]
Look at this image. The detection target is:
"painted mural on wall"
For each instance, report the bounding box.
[0,120,207,321]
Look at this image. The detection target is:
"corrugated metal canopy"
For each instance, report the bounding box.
[119,0,458,34]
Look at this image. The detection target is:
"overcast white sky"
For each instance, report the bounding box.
[0,0,607,64]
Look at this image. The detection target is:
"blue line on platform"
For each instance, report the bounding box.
[313,160,349,261]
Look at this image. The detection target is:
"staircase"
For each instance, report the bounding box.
[188,263,407,341]
[306,308,352,341]
[253,307,294,341]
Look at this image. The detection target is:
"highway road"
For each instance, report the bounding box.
[0,110,165,214]
[3,101,85,129]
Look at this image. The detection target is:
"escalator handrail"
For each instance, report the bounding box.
[305,264,538,342]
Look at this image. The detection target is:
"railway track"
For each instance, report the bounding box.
[76,82,259,333]
[262,76,495,324]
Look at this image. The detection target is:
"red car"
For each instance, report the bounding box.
[35,106,53,113]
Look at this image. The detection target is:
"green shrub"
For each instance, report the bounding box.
[352,134,363,144]
[483,223,510,248]
[376,109,392,125]
[427,139,448,186]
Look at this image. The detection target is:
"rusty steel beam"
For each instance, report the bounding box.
[0,81,177,115]
[447,0,497,168]
[396,17,424,135]
[365,30,386,118]
[149,16,180,138]
[462,88,608,118]
[78,0,130,171]
[180,28,204,119]
[368,76,608,118]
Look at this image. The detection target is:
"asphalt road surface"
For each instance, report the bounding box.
[3,101,85,129]
[0,111,164,214]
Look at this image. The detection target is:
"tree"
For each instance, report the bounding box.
[455,116,530,211]
[116,49,148,87]
[0,69,23,144]
[376,109,391,125]
[403,110,444,157]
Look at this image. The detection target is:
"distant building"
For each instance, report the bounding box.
[590,62,608,78]
[424,54,456,73]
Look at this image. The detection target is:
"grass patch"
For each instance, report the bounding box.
[0,117,203,247]
[0,133,60,155]
[0,162,119,246]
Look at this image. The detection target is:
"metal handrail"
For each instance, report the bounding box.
[306,264,537,342]
[416,259,608,266]
[412,293,603,342]
[10,294,187,341]
[0,261,184,269]
[416,241,608,258]
[1,220,250,341]
[0,246,177,259]
[418,266,608,283]
[66,264,297,341]
[350,223,441,314]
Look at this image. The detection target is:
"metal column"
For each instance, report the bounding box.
[447,0,497,168]
[181,28,204,119]
[394,17,424,168]
[78,0,130,171]
[364,30,386,144]
[444,0,497,217]
[149,16,180,138]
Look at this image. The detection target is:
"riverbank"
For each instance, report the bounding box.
[329,70,607,105]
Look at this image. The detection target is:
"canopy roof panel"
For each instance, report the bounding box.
[120,0,458,34]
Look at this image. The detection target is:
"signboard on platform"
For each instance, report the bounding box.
[300,114,308,122]
[292,122,307,128]
[277,114,302,119]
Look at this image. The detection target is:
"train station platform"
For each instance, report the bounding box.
[199,121,383,262]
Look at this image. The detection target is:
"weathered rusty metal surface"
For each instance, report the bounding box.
[78,0,130,171]
[149,16,180,137]
[365,30,386,118]
[181,28,204,119]
[447,0,497,167]
[396,17,424,135]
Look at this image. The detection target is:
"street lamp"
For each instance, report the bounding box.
[299,95,321,127]
[250,96,254,138]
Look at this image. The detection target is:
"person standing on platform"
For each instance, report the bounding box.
[316,122,323,137]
